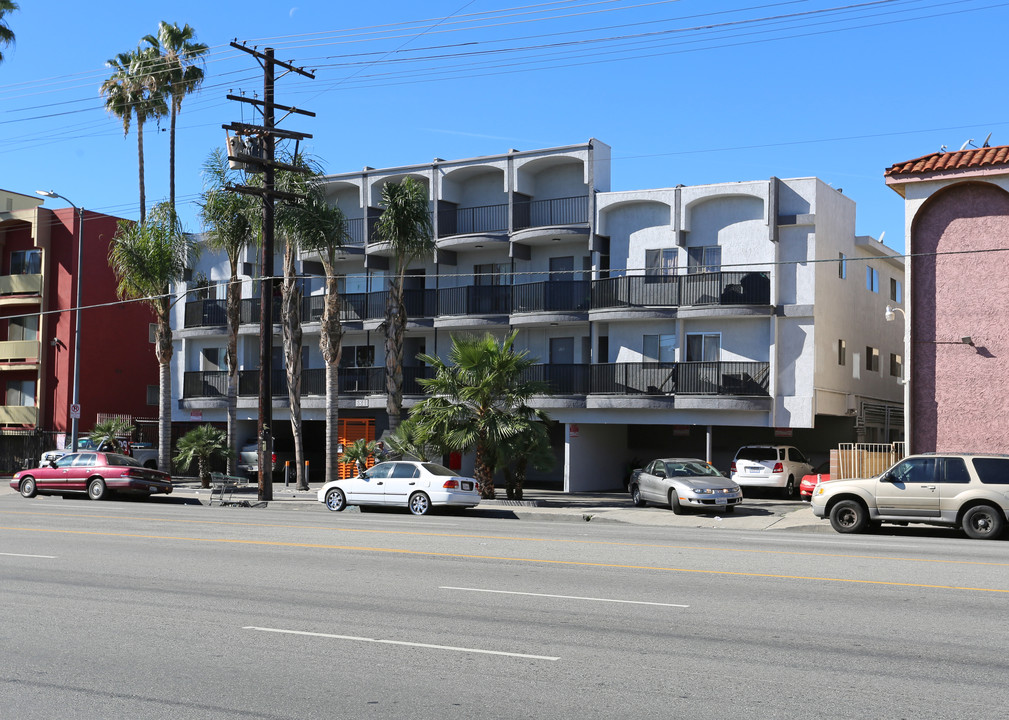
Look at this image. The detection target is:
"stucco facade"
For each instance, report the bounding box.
[172,141,904,490]
[886,148,1009,453]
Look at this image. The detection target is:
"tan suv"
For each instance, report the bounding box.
[810,453,1009,539]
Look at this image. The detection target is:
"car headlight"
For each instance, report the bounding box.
[815,486,826,496]
[695,488,715,494]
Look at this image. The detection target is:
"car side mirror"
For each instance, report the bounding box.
[654,469,666,478]
[49,460,58,468]
[881,472,896,483]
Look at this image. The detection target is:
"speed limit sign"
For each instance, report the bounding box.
[70,403,81,419]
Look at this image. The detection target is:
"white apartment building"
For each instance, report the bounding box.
[171,140,904,491]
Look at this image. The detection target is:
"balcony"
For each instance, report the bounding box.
[0,405,38,426]
[0,273,42,297]
[437,285,511,316]
[512,280,590,314]
[590,362,770,396]
[0,339,40,363]
[514,196,589,230]
[438,203,508,237]
[591,272,770,310]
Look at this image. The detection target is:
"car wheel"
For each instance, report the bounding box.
[409,492,431,516]
[88,478,107,501]
[669,490,685,515]
[19,476,37,498]
[829,499,868,533]
[630,485,645,507]
[783,476,797,499]
[961,505,1005,540]
[324,488,346,512]
[722,505,735,514]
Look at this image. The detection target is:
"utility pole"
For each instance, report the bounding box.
[223,42,314,501]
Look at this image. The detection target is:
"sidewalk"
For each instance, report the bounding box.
[170,480,826,532]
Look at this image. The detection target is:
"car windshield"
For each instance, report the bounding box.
[675,461,723,477]
[736,447,778,462]
[422,463,457,476]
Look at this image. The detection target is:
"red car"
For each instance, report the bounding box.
[799,461,831,501]
[10,451,173,501]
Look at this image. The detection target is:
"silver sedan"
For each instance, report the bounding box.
[629,458,743,514]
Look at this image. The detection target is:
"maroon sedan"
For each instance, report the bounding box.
[10,451,172,501]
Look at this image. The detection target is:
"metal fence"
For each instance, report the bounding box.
[836,442,906,480]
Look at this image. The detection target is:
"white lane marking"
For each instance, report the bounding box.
[440,586,689,608]
[0,552,56,559]
[242,626,559,661]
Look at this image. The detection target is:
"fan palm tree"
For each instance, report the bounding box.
[199,147,258,474]
[497,419,554,500]
[89,418,136,453]
[108,202,196,470]
[411,331,548,499]
[287,175,351,486]
[384,416,449,463]
[174,424,229,489]
[145,21,207,217]
[373,177,434,434]
[0,1,18,65]
[339,439,377,477]
[100,45,166,224]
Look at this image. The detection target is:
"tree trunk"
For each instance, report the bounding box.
[226,268,241,475]
[282,241,305,489]
[155,314,173,473]
[319,273,343,486]
[384,268,406,434]
[475,437,495,499]
[168,104,177,217]
[137,120,146,225]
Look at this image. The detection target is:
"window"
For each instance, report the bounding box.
[890,457,936,484]
[972,458,1009,484]
[890,277,902,303]
[149,324,158,344]
[645,248,677,279]
[889,353,902,378]
[146,385,158,406]
[337,273,369,295]
[201,347,223,371]
[685,333,720,361]
[5,379,34,406]
[838,252,847,279]
[941,457,971,484]
[11,249,41,275]
[838,339,846,366]
[340,345,375,368]
[475,263,511,286]
[8,315,38,342]
[687,246,721,274]
[643,334,677,362]
[866,346,879,372]
[866,266,879,293]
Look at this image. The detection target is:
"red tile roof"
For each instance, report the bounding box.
[885,145,1009,178]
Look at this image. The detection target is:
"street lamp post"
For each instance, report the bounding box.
[885,304,910,453]
[36,190,84,451]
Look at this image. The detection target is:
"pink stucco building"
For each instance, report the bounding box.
[885,145,1009,454]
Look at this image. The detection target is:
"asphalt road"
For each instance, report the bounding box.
[2,493,1008,719]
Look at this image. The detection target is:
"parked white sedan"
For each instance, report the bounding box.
[317,460,481,516]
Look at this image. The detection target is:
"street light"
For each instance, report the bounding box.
[36,190,84,451]
[885,304,910,452]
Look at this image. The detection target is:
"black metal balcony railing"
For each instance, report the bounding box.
[514,195,589,230]
[591,272,770,309]
[344,218,368,247]
[184,362,769,399]
[439,203,508,237]
[182,272,771,329]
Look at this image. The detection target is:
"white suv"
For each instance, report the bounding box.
[811,453,1009,539]
[730,445,813,498]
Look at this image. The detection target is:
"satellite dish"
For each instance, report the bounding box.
[879,231,886,244]
[982,132,993,148]
[959,139,974,151]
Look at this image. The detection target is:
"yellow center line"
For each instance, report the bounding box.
[5,508,1009,568]
[1,525,1007,594]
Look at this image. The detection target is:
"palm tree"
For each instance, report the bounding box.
[108,202,196,470]
[373,178,434,434]
[497,419,554,500]
[339,439,377,477]
[145,21,207,217]
[174,424,229,489]
[0,1,18,65]
[89,418,136,453]
[100,45,167,224]
[411,331,548,499]
[385,416,450,463]
[199,147,258,474]
[288,177,350,486]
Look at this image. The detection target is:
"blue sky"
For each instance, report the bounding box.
[4,0,1008,254]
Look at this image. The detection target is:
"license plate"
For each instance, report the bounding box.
[461,481,473,491]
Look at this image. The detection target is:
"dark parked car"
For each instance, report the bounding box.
[11,452,173,501]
